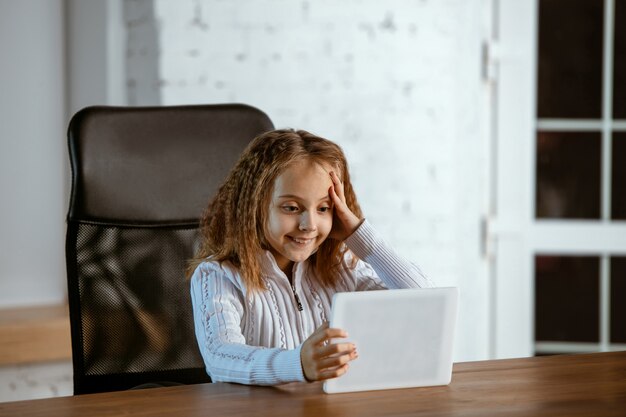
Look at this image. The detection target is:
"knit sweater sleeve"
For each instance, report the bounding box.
[190,262,306,385]
[345,219,434,290]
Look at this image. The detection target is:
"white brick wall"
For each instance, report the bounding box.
[126,0,490,361]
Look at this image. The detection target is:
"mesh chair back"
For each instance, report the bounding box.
[66,104,274,394]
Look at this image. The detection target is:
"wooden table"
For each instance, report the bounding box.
[1,351,625,416]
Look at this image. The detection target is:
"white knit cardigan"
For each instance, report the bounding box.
[189,220,433,385]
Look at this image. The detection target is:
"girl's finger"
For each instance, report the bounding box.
[315,350,358,370]
[329,183,342,207]
[316,342,356,359]
[316,363,350,381]
[329,171,346,202]
[309,325,347,347]
[329,183,348,215]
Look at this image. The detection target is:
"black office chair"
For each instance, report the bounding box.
[65,104,274,394]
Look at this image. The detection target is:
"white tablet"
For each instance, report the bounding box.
[323,287,458,394]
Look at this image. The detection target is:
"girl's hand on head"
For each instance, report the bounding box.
[300,322,358,382]
[328,171,362,241]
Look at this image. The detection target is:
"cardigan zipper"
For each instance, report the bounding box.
[291,284,304,312]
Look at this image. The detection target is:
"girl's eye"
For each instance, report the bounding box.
[282,205,299,213]
[319,206,332,213]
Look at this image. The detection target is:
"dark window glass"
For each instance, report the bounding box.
[535,255,600,342]
[537,0,604,118]
[612,133,626,219]
[614,0,626,118]
[611,257,626,343]
[536,131,602,219]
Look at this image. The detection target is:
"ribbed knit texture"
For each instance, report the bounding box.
[190,220,433,385]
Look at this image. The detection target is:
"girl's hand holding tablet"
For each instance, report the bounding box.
[300,322,358,382]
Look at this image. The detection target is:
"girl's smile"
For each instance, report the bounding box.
[266,159,335,278]
[288,236,315,245]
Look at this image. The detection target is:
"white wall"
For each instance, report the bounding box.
[0,0,73,403]
[0,0,128,311]
[0,0,492,363]
[0,0,67,308]
[127,0,491,361]
[67,0,127,114]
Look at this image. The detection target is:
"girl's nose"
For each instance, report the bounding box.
[299,212,318,232]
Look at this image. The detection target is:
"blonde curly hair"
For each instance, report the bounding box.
[187,128,363,292]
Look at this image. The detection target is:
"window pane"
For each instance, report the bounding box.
[611,257,626,344]
[536,131,601,219]
[537,0,604,118]
[612,133,626,219]
[614,0,626,118]
[535,255,599,342]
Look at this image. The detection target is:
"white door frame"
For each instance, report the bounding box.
[489,0,537,359]
[492,0,626,358]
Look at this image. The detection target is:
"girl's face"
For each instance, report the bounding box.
[266,159,335,276]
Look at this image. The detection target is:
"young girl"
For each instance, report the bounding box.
[189,129,433,385]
